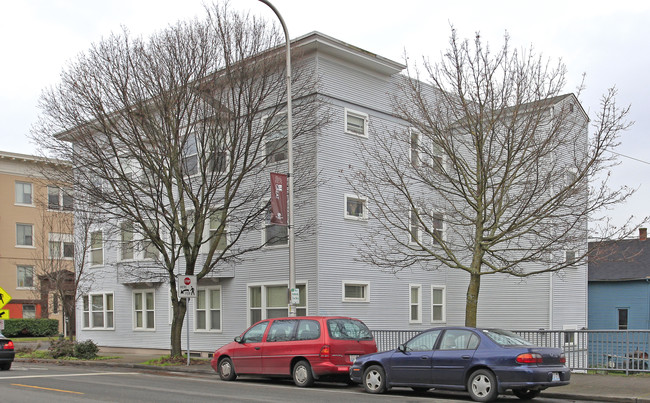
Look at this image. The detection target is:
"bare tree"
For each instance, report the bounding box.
[350,29,639,327]
[31,2,321,356]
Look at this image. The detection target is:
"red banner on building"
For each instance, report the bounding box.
[270,172,287,225]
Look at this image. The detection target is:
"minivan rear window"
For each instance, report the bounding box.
[327,318,373,341]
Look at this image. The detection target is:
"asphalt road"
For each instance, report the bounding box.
[0,362,601,403]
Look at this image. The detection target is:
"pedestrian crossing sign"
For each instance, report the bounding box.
[0,287,11,309]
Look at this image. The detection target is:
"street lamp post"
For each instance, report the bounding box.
[257,0,296,316]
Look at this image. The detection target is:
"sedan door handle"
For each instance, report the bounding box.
[461,355,471,360]
[420,356,429,360]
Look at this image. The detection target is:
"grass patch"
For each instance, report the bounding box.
[141,355,209,366]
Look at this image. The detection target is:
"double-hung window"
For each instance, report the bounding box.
[409,208,421,244]
[248,283,306,325]
[48,186,74,211]
[15,182,33,205]
[410,284,422,323]
[17,265,34,288]
[82,293,114,329]
[344,108,368,137]
[618,308,629,330]
[90,231,104,266]
[264,203,288,247]
[120,221,135,260]
[432,212,445,244]
[431,285,446,322]
[195,287,221,331]
[264,114,288,164]
[16,223,34,247]
[209,208,227,251]
[48,233,74,259]
[133,290,155,330]
[182,135,199,176]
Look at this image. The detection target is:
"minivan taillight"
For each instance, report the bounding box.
[516,353,543,364]
[2,341,14,350]
[319,345,330,358]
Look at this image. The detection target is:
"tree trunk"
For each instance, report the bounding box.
[465,271,481,327]
[170,298,187,358]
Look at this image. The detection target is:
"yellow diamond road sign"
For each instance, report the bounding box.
[0,310,8,319]
[0,286,11,310]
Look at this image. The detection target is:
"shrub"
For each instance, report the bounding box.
[49,337,74,358]
[74,339,99,360]
[2,319,59,337]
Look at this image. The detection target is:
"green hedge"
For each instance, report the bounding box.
[1,319,59,337]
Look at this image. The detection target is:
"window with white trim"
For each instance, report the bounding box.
[410,128,421,167]
[565,250,576,265]
[17,265,34,288]
[120,221,135,260]
[15,182,33,205]
[344,194,367,220]
[195,286,221,331]
[82,293,114,329]
[133,290,155,330]
[90,231,104,266]
[182,135,199,176]
[563,324,577,345]
[16,223,34,246]
[209,208,227,251]
[344,108,368,137]
[264,114,288,164]
[48,233,74,259]
[48,186,74,211]
[409,208,421,244]
[248,283,306,326]
[431,285,446,322]
[431,141,444,172]
[342,282,369,302]
[410,284,422,323]
[432,211,445,244]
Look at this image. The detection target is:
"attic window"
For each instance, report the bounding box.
[568,103,574,113]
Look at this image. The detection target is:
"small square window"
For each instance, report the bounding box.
[22,304,36,319]
[345,109,368,137]
[17,265,34,288]
[342,282,369,302]
[345,195,367,220]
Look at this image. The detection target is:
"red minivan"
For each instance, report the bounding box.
[211,316,377,387]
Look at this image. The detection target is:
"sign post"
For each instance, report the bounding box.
[177,275,197,366]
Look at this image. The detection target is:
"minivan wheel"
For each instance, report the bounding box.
[363,365,387,394]
[218,357,237,381]
[293,360,314,387]
[467,369,498,402]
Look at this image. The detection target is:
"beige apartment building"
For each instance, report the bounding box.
[0,150,74,334]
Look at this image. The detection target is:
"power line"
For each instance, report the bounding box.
[608,150,650,165]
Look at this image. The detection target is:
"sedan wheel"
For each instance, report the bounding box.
[467,369,498,402]
[218,357,237,381]
[363,365,387,394]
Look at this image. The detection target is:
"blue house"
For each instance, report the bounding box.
[588,228,650,331]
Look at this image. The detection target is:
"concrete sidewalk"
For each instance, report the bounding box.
[15,349,650,402]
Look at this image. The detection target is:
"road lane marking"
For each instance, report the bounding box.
[11,384,84,395]
[0,372,136,380]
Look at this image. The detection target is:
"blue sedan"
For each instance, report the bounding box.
[350,327,570,402]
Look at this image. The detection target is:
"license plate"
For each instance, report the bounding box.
[349,355,359,363]
[552,372,560,382]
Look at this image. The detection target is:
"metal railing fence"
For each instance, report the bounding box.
[371,329,649,374]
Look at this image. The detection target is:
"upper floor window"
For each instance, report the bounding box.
[209,208,227,251]
[48,186,74,211]
[15,182,33,205]
[90,231,104,266]
[17,265,34,288]
[432,212,445,244]
[264,114,288,164]
[345,108,368,138]
[344,194,367,220]
[565,250,576,265]
[182,135,199,176]
[248,283,306,325]
[16,223,34,246]
[120,222,135,260]
[49,233,74,259]
[409,208,421,244]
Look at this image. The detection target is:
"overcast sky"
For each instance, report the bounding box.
[1,0,648,233]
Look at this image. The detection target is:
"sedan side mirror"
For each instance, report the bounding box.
[398,344,407,353]
[234,336,242,343]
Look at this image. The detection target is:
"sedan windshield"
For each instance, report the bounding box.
[483,329,532,346]
[327,319,373,340]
